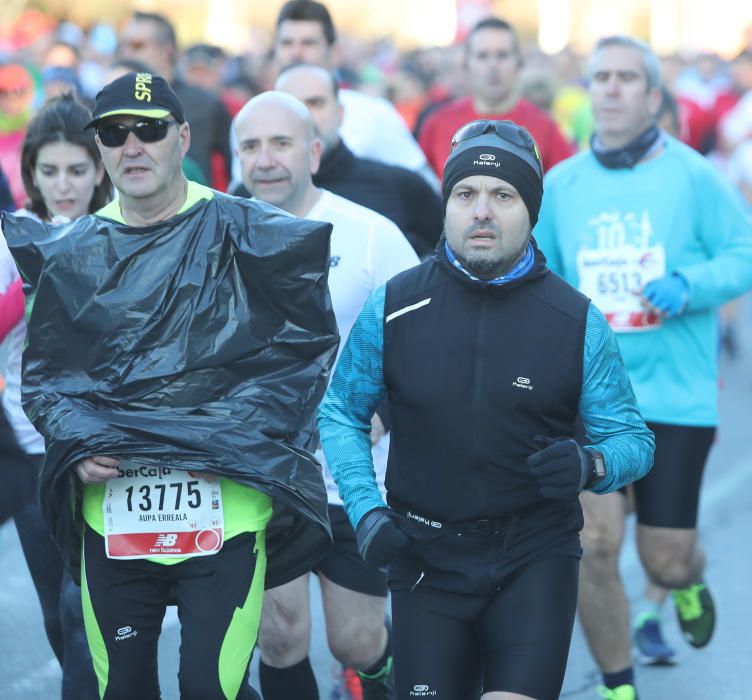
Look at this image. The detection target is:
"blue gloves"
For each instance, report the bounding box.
[355,508,413,568]
[526,437,596,499]
[642,273,689,318]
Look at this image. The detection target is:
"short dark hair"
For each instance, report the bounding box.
[276,0,336,45]
[21,93,112,220]
[467,17,519,56]
[184,43,226,64]
[132,11,177,49]
[589,36,661,91]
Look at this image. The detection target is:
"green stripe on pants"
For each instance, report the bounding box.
[219,530,267,699]
[81,533,110,699]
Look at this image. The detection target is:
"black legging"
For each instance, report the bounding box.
[14,496,99,699]
[1,417,99,699]
[391,554,579,700]
[0,409,35,523]
[82,527,265,700]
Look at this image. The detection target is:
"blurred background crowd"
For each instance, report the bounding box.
[1,0,752,350]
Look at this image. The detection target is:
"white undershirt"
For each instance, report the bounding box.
[305,189,419,503]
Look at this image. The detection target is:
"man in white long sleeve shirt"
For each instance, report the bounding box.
[235,91,418,700]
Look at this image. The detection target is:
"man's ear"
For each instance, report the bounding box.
[647,86,663,118]
[166,43,178,71]
[178,122,191,157]
[310,137,322,176]
[335,102,344,130]
[330,40,341,70]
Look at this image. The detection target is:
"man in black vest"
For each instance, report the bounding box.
[319,120,655,700]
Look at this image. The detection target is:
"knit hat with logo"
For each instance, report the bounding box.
[441,120,543,225]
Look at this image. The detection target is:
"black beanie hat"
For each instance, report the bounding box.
[441,120,544,226]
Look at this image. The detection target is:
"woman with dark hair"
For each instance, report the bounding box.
[20,92,111,221]
[1,92,111,700]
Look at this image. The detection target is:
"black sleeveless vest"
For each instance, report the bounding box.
[383,242,589,522]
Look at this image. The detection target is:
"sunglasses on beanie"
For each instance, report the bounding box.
[451,119,542,176]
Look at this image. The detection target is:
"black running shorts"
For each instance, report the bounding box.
[634,422,715,528]
[316,504,388,597]
[391,554,579,700]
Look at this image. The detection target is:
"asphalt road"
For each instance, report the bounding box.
[2,305,751,700]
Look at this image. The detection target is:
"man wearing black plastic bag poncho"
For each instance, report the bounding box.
[2,72,339,700]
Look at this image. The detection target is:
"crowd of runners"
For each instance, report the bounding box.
[1,2,752,699]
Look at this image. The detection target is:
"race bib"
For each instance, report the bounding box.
[576,245,666,332]
[104,460,224,560]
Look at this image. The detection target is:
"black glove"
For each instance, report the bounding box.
[526,437,596,500]
[355,507,412,568]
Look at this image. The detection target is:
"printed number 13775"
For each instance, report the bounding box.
[124,481,202,512]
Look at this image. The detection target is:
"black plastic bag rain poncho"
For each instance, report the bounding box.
[2,194,339,587]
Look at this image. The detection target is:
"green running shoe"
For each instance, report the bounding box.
[672,582,716,648]
[597,684,638,700]
[357,656,394,700]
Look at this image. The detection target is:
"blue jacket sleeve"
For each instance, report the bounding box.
[580,304,655,492]
[318,286,387,528]
[679,166,752,310]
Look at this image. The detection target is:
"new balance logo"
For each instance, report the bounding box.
[155,534,178,547]
[512,376,534,391]
[115,625,138,641]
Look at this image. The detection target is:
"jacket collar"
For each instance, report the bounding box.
[437,236,549,292]
[314,139,355,185]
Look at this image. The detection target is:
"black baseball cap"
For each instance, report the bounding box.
[84,72,185,129]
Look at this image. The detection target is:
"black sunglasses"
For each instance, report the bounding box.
[96,119,177,148]
[451,119,542,169]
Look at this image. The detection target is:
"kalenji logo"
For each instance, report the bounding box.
[512,376,534,391]
[155,534,178,547]
[410,684,437,697]
[115,625,138,641]
[406,511,442,529]
[472,157,501,168]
